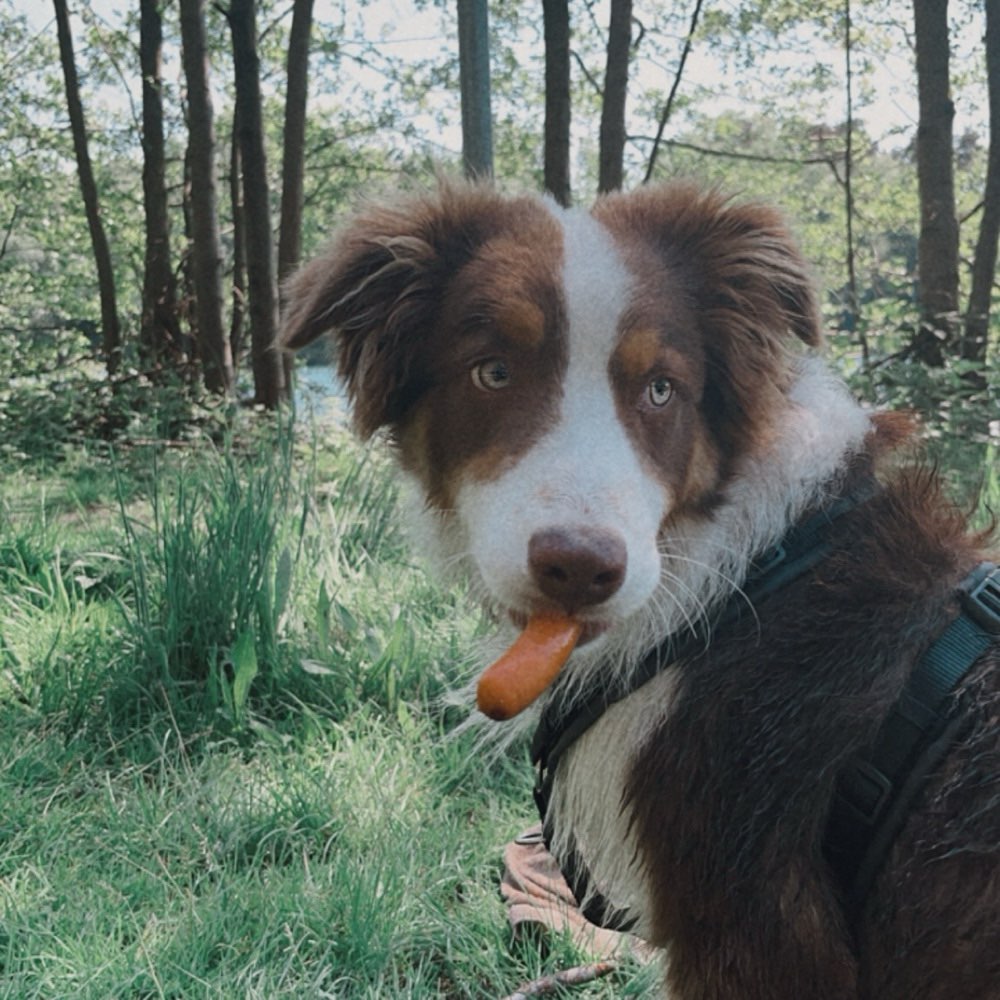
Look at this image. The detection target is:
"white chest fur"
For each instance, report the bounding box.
[545,668,681,940]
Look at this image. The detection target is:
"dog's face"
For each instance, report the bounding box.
[283,182,819,641]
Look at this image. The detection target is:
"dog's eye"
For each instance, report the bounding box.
[472,359,511,391]
[647,376,674,407]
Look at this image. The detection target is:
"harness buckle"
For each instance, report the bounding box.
[959,563,1000,635]
[837,759,894,826]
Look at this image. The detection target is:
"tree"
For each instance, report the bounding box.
[278,0,315,390]
[913,0,960,367]
[598,0,632,194]
[963,0,1000,364]
[543,0,571,205]
[278,0,315,287]
[457,0,493,179]
[53,0,122,377]
[2,0,992,429]
[179,0,233,394]
[139,0,181,370]
[229,99,247,365]
[227,0,285,407]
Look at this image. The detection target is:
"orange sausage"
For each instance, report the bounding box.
[476,614,583,721]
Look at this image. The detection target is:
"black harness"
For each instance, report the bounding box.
[825,559,1000,911]
[530,491,1000,929]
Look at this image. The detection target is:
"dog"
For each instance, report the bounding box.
[281,180,1000,999]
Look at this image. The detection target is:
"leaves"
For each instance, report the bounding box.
[0,0,994,413]
[229,628,259,725]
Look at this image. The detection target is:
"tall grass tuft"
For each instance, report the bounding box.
[116,423,308,731]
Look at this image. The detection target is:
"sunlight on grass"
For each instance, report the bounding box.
[2,386,995,996]
[0,416,648,998]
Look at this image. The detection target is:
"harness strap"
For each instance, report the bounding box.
[531,477,999,926]
[825,561,1000,911]
[532,485,876,819]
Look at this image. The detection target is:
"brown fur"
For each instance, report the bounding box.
[594,184,821,480]
[282,183,566,506]
[627,462,999,999]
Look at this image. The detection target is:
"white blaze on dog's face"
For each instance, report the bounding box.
[454,207,687,630]
[281,182,820,645]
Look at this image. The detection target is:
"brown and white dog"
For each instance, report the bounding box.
[281,181,1000,999]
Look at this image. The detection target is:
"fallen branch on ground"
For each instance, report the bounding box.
[500,961,618,999]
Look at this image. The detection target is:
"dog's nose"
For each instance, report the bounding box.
[528,528,627,613]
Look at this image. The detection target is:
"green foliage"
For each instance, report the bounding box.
[849,349,999,511]
[112,422,303,729]
[1,0,995,396]
[1,409,661,996]
[0,360,237,468]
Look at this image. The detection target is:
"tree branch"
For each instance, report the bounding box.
[0,204,18,261]
[633,134,843,167]
[500,961,619,999]
[570,48,603,98]
[960,199,985,226]
[643,0,705,183]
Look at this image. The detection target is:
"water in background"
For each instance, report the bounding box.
[293,364,347,423]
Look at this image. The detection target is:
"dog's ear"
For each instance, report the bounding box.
[595,184,823,456]
[691,194,822,352]
[596,183,821,351]
[281,182,505,437]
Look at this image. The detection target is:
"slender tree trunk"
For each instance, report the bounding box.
[598,0,632,194]
[278,0,314,391]
[842,0,868,367]
[543,0,571,206]
[179,0,233,394]
[643,0,703,184]
[963,0,1000,363]
[140,0,181,371]
[230,98,247,367]
[228,0,285,407]
[180,143,199,368]
[913,0,959,367]
[53,0,122,376]
[457,0,493,179]
[278,0,314,286]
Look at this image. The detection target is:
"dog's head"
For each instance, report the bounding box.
[283,181,820,643]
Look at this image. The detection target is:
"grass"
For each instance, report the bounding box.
[1,365,994,999]
[0,414,658,999]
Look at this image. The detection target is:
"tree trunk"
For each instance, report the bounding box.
[179,0,233,394]
[228,0,285,407]
[278,0,314,391]
[457,0,493,180]
[843,0,868,367]
[278,0,314,286]
[180,142,199,367]
[963,0,1000,364]
[913,0,959,367]
[230,97,247,367]
[598,0,632,194]
[543,0,571,206]
[140,0,181,371]
[53,0,122,377]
